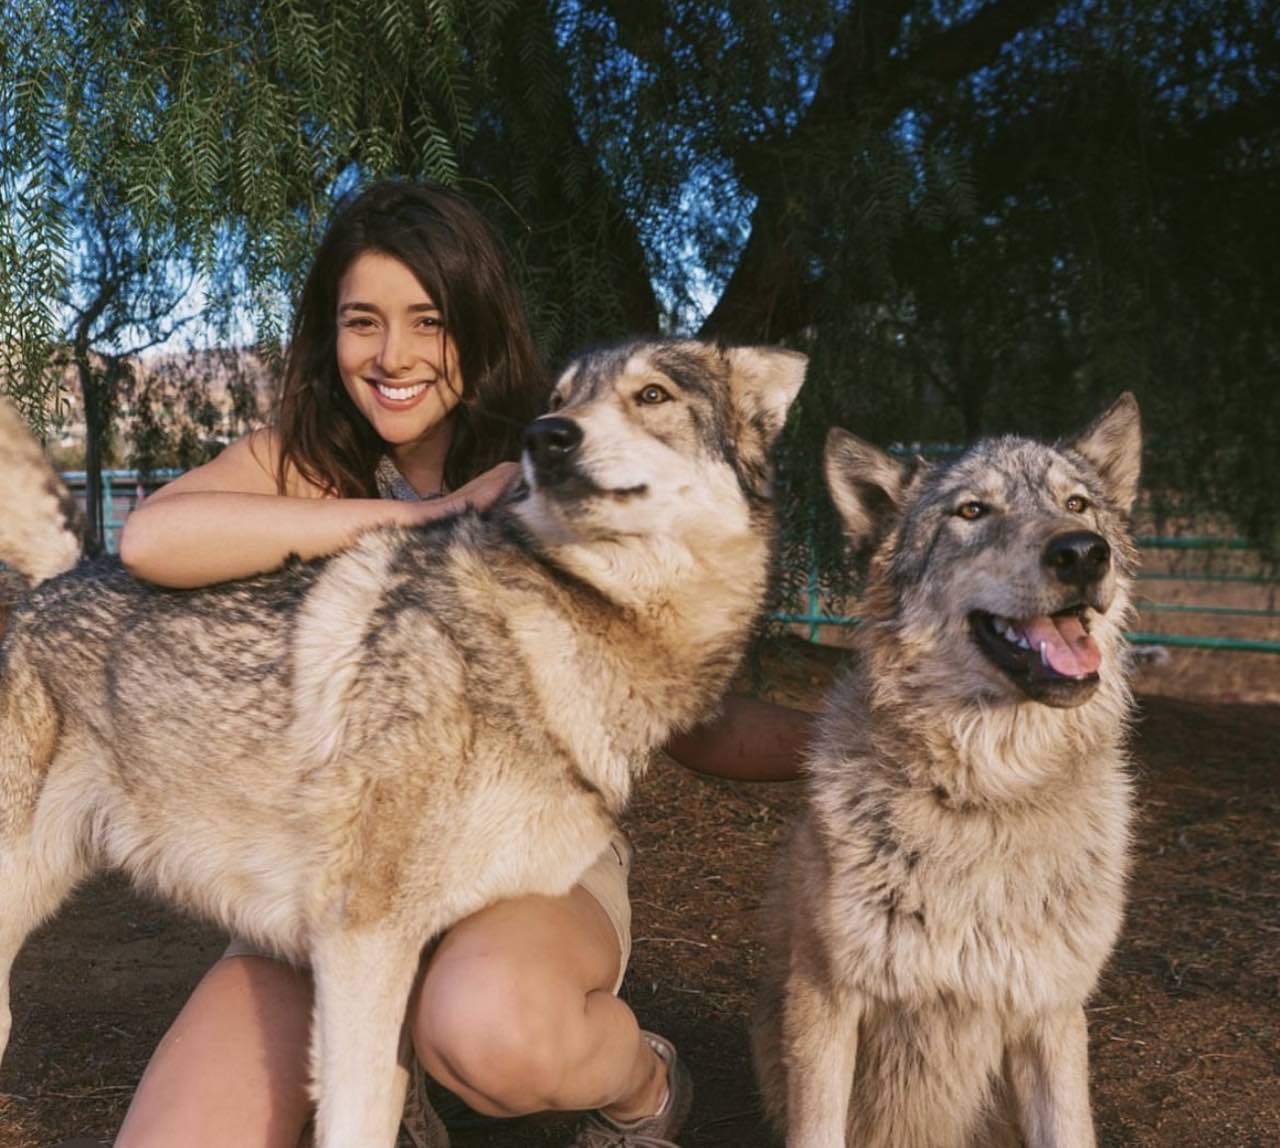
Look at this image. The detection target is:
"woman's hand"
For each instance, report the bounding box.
[449,461,523,513]
[664,694,816,782]
[395,462,520,526]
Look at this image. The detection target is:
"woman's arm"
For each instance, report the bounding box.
[120,489,440,587]
[664,694,816,783]
[120,431,517,588]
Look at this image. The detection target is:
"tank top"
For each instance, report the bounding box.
[373,455,442,503]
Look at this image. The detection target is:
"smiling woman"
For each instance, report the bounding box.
[272,180,546,506]
[334,251,464,493]
[116,183,544,589]
[102,179,816,1148]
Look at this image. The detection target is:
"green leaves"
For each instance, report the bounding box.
[0,0,1275,562]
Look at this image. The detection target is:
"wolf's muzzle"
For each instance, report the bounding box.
[524,417,584,485]
[1043,531,1111,589]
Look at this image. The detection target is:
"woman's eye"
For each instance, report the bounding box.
[637,384,672,405]
[1066,494,1089,513]
[342,317,375,330]
[956,501,987,521]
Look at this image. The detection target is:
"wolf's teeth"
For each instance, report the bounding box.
[987,613,1030,648]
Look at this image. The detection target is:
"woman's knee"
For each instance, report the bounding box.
[413,962,580,1116]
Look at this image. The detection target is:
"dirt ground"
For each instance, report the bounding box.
[1,638,1276,1147]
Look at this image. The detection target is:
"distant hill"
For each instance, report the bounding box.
[25,346,283,470]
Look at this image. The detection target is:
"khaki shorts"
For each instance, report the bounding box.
[223,832,634,993]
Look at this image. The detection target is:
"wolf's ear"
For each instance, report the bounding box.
[1066,392,1142,513]
[723,346,808,445]
[823,428,908,550]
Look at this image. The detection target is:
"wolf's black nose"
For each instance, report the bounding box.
[1044,531,1111,586]
[524,417,583,476]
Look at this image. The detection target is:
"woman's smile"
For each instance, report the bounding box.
[368,377,434,408]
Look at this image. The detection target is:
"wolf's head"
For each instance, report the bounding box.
[516,340,806,552]
[825,395,1141,709]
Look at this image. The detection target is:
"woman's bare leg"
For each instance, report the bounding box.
[115,955,314,1148]
[413,885,666,1120]
[116,883,663,1147]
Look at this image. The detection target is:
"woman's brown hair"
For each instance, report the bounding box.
[275,180,548,496]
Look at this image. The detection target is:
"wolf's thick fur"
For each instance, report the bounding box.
[752,397,1142,1148]
[0,340,805,1148]
[0,399,85,615]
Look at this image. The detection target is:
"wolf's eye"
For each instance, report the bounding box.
[636,384,672,405]
[956,501,987,521]
[1066,494,1089,513]
[547,391,565,412]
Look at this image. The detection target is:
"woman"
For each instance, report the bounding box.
[113,179,810,1148]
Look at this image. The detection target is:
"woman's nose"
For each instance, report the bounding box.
[377,325,415,375]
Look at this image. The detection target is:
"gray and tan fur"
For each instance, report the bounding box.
[752,396,1142,1148]
[0,398,85,614]
[0,340,805,1148]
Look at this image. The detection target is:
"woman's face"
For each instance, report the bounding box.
[335,250,463,449]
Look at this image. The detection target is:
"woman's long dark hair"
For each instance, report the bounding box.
[276,180,548,497]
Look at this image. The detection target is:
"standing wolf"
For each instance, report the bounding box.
[752,396,1142,1148]
[0,339,804,1148]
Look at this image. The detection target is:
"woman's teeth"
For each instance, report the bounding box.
[376,381,428,401]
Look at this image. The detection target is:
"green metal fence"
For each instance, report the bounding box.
[775,535,1280,654]
[60,470,1279,656]
[60,469,182,555]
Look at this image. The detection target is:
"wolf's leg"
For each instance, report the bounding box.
[0,684,87,1065]
[0,815,90,1064]
[1004,1006,1097,1148]
[780,956,863,1148]
[749,972,788,1138]
[309,927,423,1148]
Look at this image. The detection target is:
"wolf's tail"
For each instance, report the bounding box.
[0,396,85,592]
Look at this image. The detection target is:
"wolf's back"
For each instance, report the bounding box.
[0,396,85,593]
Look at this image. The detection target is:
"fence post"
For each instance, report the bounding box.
[103,468,117,552]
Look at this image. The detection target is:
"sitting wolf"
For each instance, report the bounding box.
[753,395,1142,1148]
[0,339,805,1148]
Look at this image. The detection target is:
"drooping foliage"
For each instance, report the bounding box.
[1,1,1276,575]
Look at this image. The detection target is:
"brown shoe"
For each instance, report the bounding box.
[563,1031,693,1147]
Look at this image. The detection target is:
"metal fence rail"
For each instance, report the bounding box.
[775,535,1279,654]
[774,608,1280,654]
[60,469,182,555]
[62,470,1279,655]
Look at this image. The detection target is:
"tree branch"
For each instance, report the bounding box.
[118,311,201,358]
[701,0,1062,340]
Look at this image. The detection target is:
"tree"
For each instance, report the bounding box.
[60,187,196,546]
[2,0,1277,576]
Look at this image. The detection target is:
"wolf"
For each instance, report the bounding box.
[0,339,805,1148]
[752,395,1142,1148]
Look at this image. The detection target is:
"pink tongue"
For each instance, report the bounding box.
[1020,614,1101,678]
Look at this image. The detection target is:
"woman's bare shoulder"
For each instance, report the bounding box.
[147,428,329,501]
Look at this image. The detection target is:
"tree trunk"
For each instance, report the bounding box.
[75,350,106,552]
[701,0,1060,343]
